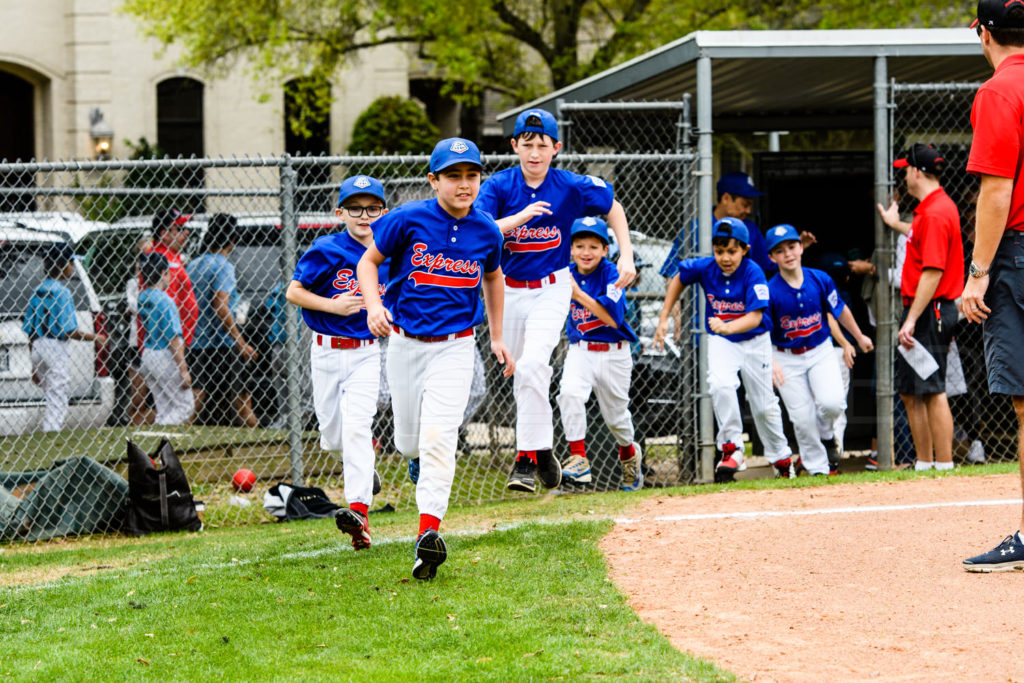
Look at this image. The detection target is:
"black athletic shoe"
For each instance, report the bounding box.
[963,533,1024,573]
[822,437,840,475]
[506,457,537,493]
[372,469,382,496]
[335,508,371,550]
[536,449,562,489]
[412,529,447,580]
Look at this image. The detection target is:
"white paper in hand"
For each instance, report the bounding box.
[897,342,939,380]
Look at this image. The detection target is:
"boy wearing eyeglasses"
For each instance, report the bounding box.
[285,175,390,551]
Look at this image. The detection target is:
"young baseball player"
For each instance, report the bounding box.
[765,224,874,476]
[652,217,792,481]
[475,108,636,494]
[557,217,642,490]
[357,138,514,580]
[137,252,194,426]
[285,175,391,551]
[23,243,107,432]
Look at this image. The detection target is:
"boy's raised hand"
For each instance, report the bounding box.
[506,201,552,233]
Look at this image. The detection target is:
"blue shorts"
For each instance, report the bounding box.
[984,230,1024,396]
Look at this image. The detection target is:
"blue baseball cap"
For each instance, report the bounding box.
[430,137,483,174]
[765,223,801,253]
[712,217,750,246]
[716,172,763,198]
[337,175,386,207]
[513,109,559,141]
[570,216,609,245]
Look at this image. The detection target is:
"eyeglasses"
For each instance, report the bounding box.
[340,206,384,217]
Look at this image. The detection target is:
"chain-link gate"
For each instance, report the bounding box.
[888,81,1019,467]
[0,105,698,542]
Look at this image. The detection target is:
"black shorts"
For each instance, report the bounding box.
[188,346,247,395]
[895,299,957,396]
[984,230,1024,395]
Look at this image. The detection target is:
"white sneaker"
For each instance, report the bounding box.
[562,454,593,484]
[966,439,987,464]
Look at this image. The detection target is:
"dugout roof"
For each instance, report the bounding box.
[497,28,990,132]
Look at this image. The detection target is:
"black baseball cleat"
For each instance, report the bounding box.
[963,533,1024,573]
[714,442,742,483]
[822,437,841,475]
[335,508,371,551]
[372,469,382,496]
[506,457,537,493]
[412,529,447,580]
[536,449,562,489]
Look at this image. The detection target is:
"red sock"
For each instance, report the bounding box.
[418,514,441,536]
[569,440,587,459]
[350,502,368,517]
[618,443,636,461]
[518,450,537,464]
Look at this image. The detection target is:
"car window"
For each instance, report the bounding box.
[0,244,90,316]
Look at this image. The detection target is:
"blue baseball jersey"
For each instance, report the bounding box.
[659,218,775,278]
[476,167,614,281]
[22,279,77,340]
[373,198,503,337]
[292,231,390,340]
[676,256,771,342]
[566,259,638,344]
[187,253,239,349]
[138,287,183,350]
[767,268,846,350]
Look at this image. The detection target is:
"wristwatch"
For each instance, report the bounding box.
[969,261,989,279]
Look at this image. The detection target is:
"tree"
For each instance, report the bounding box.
[122,0,974,116]
[347,97,440,155]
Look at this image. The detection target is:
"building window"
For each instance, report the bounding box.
[157,77,205,213]
[284,78,331,212]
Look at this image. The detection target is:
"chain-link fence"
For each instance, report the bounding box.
[0,110,699,541]
[888,81,1018,467]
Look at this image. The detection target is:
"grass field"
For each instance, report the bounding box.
[1,463,1017,681]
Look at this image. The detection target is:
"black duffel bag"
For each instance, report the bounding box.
[126,438,202,536]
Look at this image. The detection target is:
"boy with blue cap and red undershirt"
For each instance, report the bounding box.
[556,216,642,490]
[286,175,392,551]
[357,137,515,580]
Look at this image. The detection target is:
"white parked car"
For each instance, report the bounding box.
[0,222,114,435]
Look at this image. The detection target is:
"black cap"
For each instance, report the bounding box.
[971,0,1024,29]
[152,208,189,235]
[139,251,169,285]
[893,143,946,176]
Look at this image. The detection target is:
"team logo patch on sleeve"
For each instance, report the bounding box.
[586,175,607,188]
[828,290,839,308]
[754,284,769,300]
[606,284,623,302]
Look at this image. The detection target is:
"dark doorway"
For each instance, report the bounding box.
[0,71,36,211]
[157,77,205,213]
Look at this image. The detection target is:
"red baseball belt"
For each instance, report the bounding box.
[579,341,625,352]
[505,273,557,289]
[316,334,375,349]
[392,325,474,343]
[776,345,810,355]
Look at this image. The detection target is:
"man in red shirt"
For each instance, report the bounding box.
[149,209,199,345]
[961,0,1024,572]
[882,144,963,472]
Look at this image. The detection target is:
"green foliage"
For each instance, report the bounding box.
[347,96,440,155]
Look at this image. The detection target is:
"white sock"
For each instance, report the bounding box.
[914,461,934,471]
[934,461,954,471]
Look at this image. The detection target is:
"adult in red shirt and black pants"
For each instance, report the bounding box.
[961,0,1024,572]
[883,144,964,473]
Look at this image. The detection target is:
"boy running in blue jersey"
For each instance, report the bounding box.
[137,252,194,426]
[652,217,793,481]
[476,108,636,494]
[286,175,391,551]
[765,224,874,476]
[557,217,643,490]
[357,138,515,580]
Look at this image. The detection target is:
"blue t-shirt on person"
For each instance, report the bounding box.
[292,230,391,340]
[675,256,771,342]
[23,279,77,340]
[767,268,846,350]
[476,167,614,281]
[187,253,239,349]
[373,198,502,337]
[138,288,183,350]
[566,259,638,344]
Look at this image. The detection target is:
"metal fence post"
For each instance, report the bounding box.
[280,157,304,485]
[697,54,715,483]
[874,55,894,471]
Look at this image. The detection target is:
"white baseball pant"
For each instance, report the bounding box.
[816,346,850,453]
[504,267,571,451]
[707,332,791,464]
[140,348,194,425]
[557,343,635,446]
[774,341,846,475]
[310,341,380,508]
[31,338,70,432]
[386,332,474,520]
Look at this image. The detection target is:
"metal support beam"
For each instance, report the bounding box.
[697,54,715,484]
[873,55,894,471]
[280,160,304,485]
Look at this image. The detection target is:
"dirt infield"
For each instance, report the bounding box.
[602,474,1024,682]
